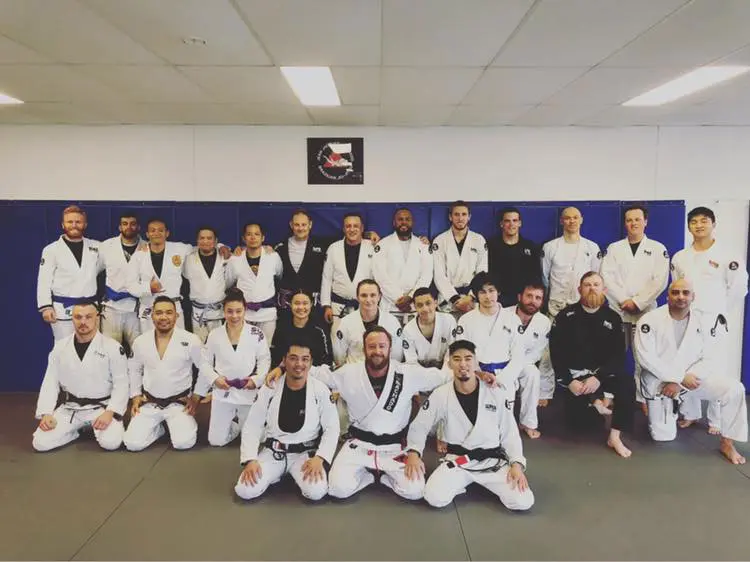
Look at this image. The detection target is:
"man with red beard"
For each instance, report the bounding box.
[549,272,636,458]
[37,205,104,341]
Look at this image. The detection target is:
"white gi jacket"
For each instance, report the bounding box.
[541,236,601,310]
[228,252,283,323]
[310,362,453,437]
[183,250,232,322]
[195,324,271,405]
[100,236,147,313]
[128,327,210,399]
[634,305,717,396]
[600,236,670,323]
[37,236,104,317]
[406,381,526,468]
[372,233,433,312]
[35,332,129,418]
[240,375,339,464]
[503,306,551,365]
[127,242,192,319]
[671,242,748,315]
[431,229,488,305]
[320,239,374,308]
[402,312,456,367]
[333,310,404,365]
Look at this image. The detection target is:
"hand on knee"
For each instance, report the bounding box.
[505,489,535,511]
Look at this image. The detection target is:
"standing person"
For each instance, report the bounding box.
[431,201,487,317]
[487,207,543,308]
[372,208,433,324]
[37,205,103,340]
[542,207,601,317]
[99,212,146,349]
[272,289,332,367]
[671,206,748,434]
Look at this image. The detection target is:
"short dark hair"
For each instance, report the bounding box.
[470,272,498,296]
[223,287,246,307]
[152,295,176,309]
[286,336,313,355]
[343,212,364,224]
[520,281,546,296]
[393,207,412,219]
[118,211,139,223]
[498,206,521,222]
[449,200,470,214]
[242,222,264,236]
[579,271,602,285]
[146,217,169,230]
[623,204,649,221]
[72,300,100,313]
[363,325,392,348]
[196,225,218,239]
[687,206,715,224]
[412,287,435,301]
[356,278,381,296]
[290,288,314,305]
[449,340,476,355]
[290,208,312,222]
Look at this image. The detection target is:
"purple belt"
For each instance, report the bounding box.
[245,297,277,312]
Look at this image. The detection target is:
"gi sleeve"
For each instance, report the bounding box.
[476,236,489,274]
[320,245,335,308]
[407,363,454,394]
[590,241,603,272]
[128,343,145,398]
[372,242,404,304]
[331,324,348,367]
[433,243,458,302]
[189,337,216,393]
[405,391,442,456]
[390,324,405,362]
[632,246,670,311]
[223,257,237,288]
[412,242,434,298]
[251,333,272,388]
[314,383,341,463]
[193,337,219,397]
[37,243,56,310]
[239,387,272,464]
[35,349,61,418]
[725,256,749,307]
[126,252,151,298]
[273,253,284,280]
[633,315,682,384]
[549,312,573,385]
[308,364,338,392]
[497,388,526,467]
[402,329,420,365]
[525,319,550,365]
[108,343,130,416]
[496,334,527,389]
[541,241,553,289]
[599,244,627,306]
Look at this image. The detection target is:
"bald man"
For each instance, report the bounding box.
[634,279,746,464]
[542,207,602,318]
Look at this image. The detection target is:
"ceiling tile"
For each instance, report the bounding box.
[309,105,379,125]
[462,67,586,105]
[228,103,312,125]
[494,0,688,67]
[381,67,483,105]
[513,104,607,126]
[379,104,454,126]
[80,0,272,65]
[331,67,380,105]
[0,101,120,123]
[76,65,212,103]
[0,64,123,102]
[178,66,299,104]
[0,0,162,63]
[601,0,750,68]
[235,0,380,65]
[383,0,534,66]
[0,34,50,63]
[447,104,532,125]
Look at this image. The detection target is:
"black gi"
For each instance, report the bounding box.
[274,236,333,310]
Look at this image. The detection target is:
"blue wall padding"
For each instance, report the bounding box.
[0,199,701,392]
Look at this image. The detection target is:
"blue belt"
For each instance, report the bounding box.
[331,292,358,309]
[479,361,509,373]
[51,295,96,308]
[104,286,135,302]
[246,297,277,312]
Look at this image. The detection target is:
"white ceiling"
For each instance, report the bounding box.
[1,0,750,126]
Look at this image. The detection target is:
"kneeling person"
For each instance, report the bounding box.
[33,302,128,451]
[235,339,339,501]
[405,340,533,510]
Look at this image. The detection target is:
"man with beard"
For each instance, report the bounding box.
[235,339,339,501]
[634,279,747,464]
[33,301,128,451]
[550,272,636,458]
[431,201,487,317]
[38,205,104,340]
[372,208,433,324]
[542,207,602,318]
[404,340,534,510]
[99,212,147,349]
[487,207,543,308]
[402,288,456,369]
[124,296,213,451]
[321,212,375,334]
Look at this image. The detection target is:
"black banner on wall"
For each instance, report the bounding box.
[307,137,364,185]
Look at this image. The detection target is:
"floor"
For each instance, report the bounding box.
[2,393,749,561]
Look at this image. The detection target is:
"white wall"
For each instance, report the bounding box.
[0,124,747,379]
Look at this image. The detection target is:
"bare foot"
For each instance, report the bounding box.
[640,402,648,416]
[678,418,697,429]
[607,436,632,458]
[708,426,721,435]
[520,425,541,439]
[538,399,549,408]
[592,399,613,416]
[720,439,746,465]
[436,439,447,454]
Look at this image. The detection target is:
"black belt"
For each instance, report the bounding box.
[445,443,508,463]
[331,292,358,309]
[263,437,320,455]
[143,389,191,409]
[348,426,407,446]
[57,390,122,420]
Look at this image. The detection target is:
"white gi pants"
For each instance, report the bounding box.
[328,439,424,500]
[423,458,535,510]
[32,406,124,452]
[680,325,729,430]
[246,319,276,344]
[192,318,223,345]
[537,348,555,400]
[513,365,541,429]
[123,403,197,451]
[234,448,328,501]
[207,399,252,447]
[645,374,748,442]
[138,302,186,334]
[50,320,75,341]
[101,307,141,348]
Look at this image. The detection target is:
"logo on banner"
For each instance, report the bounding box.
[307,138,364,185]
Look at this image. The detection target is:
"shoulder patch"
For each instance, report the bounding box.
[373,244,380,253]
[670,262,675,271]
[40,257,45,266]
[729,261,739,271]
[396,327,403,337]
[596,250,603,259]
[453,325,464,337]
[336,330,344,340]
[540,249,545,258]
[180,340,189,347]
[431,242,438,252]
[273,242,284,250]
[402,339,409,349]
[172,255,182,267]
[119,346,126,356]
[421,399,430,411]
[663,250,669,259]
[517,325,525,334]
[640,324,650,334]
[329,393,336,404]
[485,403,497,412]
[503,399,514,411]
[484,242,488,250]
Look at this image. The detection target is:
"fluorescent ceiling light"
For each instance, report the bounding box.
[0,92,23,105]
[623,66,750,107]
[280,66,341,106]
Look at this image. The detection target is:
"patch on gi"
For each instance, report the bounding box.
[88,246,98,253]
[421,399,430,410]
[119,346,126,356]
[402,339,410,350]
[40,258,45,266]
[729,261,739,271]
[453,326,464,337]
[441,337,447,343]
[373,244,381,253]
[172,255,182,267]
[532,331,539,339]
[505,399,515,410]
[663,250,669,259]
[670,262,675,271]
[484,403,497,412]
[430,242,438,253]
[329,393,336,404]
[517,325,526,334]
[336,330,343,340]
[312,246,322,253]
[585,252,591,258]
[396,327,403,337]
[643,249,652,256]
[596,251,603,259]
[484,242,488,250]
[709,260,719,269]
[565,310,575,317]
[181,341,189,346]
[470,247,478,253]
[502,325,512,333]
[603,320,612,330]
[640,324,650,334]
[523,248,531,256]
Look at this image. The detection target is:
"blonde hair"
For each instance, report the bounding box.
[62,205,87,220]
